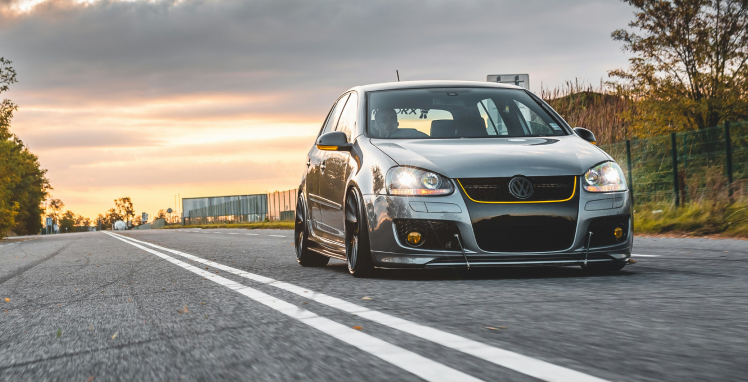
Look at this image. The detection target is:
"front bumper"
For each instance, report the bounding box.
[363,181,633,268]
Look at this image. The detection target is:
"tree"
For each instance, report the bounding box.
[0,58,50,238]
[610,0,748,134]
[75,215,91,228]
[156,209,166,219]
[59,211,76,233]
[96,213,106,230]
[132,215,143,226]
[114,197,135,224]
[106,208,122,228]
[47,199,64,224]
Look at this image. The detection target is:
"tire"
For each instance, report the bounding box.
[295,195,329,267]
[580,261,626,272]
[344,187,375,278]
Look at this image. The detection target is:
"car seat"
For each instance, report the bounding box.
[455,116,488,137]
[430,120,456,137]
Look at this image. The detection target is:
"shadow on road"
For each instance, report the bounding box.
[322,262,636,281]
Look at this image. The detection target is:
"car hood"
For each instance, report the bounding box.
[369,136,611,178]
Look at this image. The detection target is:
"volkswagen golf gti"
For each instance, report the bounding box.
[295,80,633,277]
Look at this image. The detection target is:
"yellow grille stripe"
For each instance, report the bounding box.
[456,177,577,204]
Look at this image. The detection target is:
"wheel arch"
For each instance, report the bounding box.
[343,181,375,255]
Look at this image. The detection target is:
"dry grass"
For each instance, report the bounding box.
[635,198,748,237]
[540,79,635,145]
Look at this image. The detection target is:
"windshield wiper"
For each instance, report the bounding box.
[478,101,500,135]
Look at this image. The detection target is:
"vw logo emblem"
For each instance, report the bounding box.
[508,177,534,199]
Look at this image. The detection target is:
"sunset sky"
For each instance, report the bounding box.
[1,0,634,219]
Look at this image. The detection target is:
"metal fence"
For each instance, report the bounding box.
[132,218,166,230]
[600,121,748,205]
[180,190,298,225]
[182,194,268,225]
[267,189,298,221]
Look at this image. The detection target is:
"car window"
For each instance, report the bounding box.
[320,93,349,136]
[476,98,508,136]
[513,99,560,135]
[367,88,568,138]
[368,106,454,138]
[335,92,357,141]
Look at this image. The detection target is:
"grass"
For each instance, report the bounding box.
[634,198,748,238]
[162,221,294,230]
[540,79,634,145]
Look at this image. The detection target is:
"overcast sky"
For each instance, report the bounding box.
[0,0,635,218]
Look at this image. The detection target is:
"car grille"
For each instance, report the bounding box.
[458,176,576,202]
[472,216,577,252]
[394,219,461,251]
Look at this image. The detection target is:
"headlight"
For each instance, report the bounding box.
[583,162,627,192]
[386,167,454,196]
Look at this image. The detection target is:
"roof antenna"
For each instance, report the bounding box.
[396,70,400,82]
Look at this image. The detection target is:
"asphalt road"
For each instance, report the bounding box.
[0,229,746,382]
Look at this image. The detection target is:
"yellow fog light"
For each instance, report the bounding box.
[406,231,423,246]
[614,227,624,240]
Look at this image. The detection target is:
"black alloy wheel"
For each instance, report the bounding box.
[580,261,626,272]
[295,195,329,267]
[344,187,374,277]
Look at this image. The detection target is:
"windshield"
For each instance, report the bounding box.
[367,87,569,139]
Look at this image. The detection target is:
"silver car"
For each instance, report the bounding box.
[295,80,633,277]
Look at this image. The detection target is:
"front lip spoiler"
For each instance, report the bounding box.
[423,258,626,268]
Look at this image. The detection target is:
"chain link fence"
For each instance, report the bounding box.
[600,121,748,205]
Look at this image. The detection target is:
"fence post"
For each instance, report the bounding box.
[625,139,634,205]
[671,132,680,207]
[725,121,734,197]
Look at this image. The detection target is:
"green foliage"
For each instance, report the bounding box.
[59,211,76,233]
[610,0,748,134]
[0,58,50,238]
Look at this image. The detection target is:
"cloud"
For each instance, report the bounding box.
[2,0,634,97]
[22,128,157,149]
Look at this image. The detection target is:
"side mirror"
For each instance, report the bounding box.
[573,127,597,145]
[316,131,352,151]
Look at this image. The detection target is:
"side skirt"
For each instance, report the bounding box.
[309,246,346,261]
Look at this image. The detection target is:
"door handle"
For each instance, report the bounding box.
[306,159,311,167]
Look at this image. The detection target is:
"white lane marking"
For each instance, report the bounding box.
[246,234,259,236]
[110,232,610,382]
[213,232,221,234]
[228,233,238,235]
[631,254,660,257]
[104,232,482,382]
[269,235,286,237]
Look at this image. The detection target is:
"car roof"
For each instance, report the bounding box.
[353,80,523,93]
